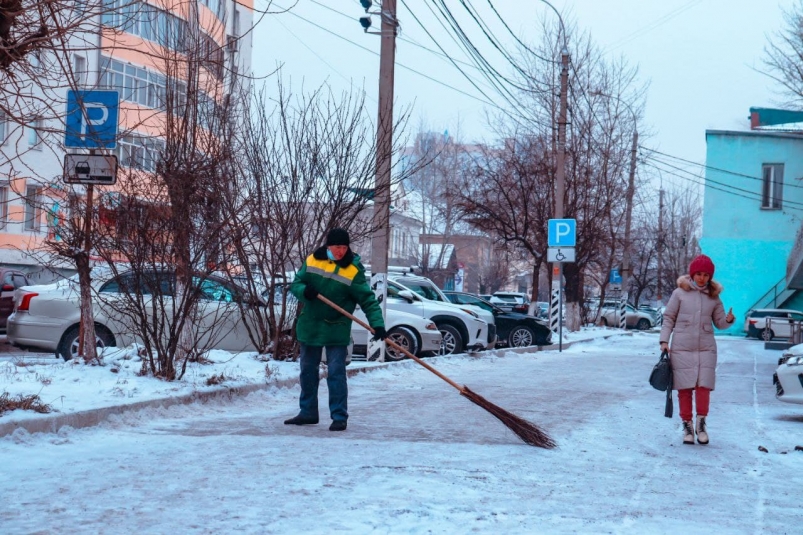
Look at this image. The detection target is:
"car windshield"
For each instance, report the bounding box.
[396,280,445,301]
[451,293,495,313]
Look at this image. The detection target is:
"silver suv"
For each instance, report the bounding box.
[744,309,803,341]
[384,273,494,354]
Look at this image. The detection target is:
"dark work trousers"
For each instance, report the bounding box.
[298,344,348,422]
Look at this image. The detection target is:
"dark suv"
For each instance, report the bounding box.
[0,268,31,332]
[444,291,552,347]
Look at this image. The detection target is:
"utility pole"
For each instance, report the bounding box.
[657,188,664,302]
[555,48,569,221]
[367,0,397,361]
[619,128,638,328]
[550,47,569,351]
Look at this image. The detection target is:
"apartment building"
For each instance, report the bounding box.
[0,0,253,281]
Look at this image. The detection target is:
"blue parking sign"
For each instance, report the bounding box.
[65,90,119,149]
[548,219,576,247]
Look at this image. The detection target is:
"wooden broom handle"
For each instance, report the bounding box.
[315,293,464,392]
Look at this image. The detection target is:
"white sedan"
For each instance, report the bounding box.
[773,345,803,404]
[7,267,266,361]
[351,308,443,361]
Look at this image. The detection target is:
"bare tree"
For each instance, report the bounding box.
[458,16,647,330]
[217,80,413,359]
[764,0,803,107]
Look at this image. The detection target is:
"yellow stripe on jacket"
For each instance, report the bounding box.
[305,255,359,287]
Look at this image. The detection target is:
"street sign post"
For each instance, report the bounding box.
[63,154,118,185]
[65,90,120,149]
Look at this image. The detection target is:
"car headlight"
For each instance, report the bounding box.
[786,356,803,366]
[460,308,479,318]
[424,322,438,331]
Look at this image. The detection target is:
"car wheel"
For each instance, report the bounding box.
[508,325,536,347]
[57,324,116,362]
[636,319,651,330]
[436,324,464,356]
[601,318,609,327]
[385,326,419,361]
[761,328,774,342]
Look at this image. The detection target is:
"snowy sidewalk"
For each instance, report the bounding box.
[0,333,799,533]
[0,327,629,437]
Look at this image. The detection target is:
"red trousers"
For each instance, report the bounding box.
[678,387,710,421]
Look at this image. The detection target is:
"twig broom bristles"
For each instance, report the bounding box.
[316,295,557,449]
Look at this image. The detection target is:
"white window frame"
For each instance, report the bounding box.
[761,163,784,210]
[27,117,43,150]
[24,185,42,232]
[73,54,87,86]
[0,183,8,230]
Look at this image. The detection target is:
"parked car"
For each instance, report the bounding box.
[351,308,442,361]
[743,308,803,341]
[594,301,654,330]
[773,346,803,404]
[443,291,552,347]
[7,267,267,361]
[638,305,662,322]
[385,273,496,352]
[0,268,30,332]
[384,280,490,355]
[535,301,549,319]
[490,292,530,314]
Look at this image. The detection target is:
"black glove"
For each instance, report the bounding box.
[303,285,319,301]
[371,326,387,341]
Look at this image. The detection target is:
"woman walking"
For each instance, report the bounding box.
[659,254,735,445]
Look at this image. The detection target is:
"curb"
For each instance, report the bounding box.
[0,332,632,437]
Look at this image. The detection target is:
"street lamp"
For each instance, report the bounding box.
[590,91,639,329]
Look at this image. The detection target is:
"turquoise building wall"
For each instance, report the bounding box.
[701,130,803,334]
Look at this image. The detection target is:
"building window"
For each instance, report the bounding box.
[27,118,43,149]
[0,183,8,230]
[73,54,87,86]
[761,163,783,210]
[101,0,189,52]
[24,186,42,232]
[114,134,164,172]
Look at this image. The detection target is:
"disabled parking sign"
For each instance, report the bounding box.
[64,90,119,149]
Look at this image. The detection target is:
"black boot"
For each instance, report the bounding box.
[284,415,319,425]
[329,420,347,431]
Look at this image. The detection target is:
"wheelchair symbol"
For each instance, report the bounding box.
[556,250,566,261]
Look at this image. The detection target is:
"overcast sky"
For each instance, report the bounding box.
[250,0,795,200]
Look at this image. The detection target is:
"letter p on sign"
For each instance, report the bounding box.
[548,219,576,247]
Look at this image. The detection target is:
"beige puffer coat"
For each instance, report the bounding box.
[659,275,732,391]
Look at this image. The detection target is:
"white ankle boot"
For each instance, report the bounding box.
[696,415,709,445]
[682,420,695,445]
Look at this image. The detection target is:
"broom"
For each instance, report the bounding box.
[316,294,557,449]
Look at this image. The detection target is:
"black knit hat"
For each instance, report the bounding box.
[326,228,350,246]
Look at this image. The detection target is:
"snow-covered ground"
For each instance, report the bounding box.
[0,330,801,533]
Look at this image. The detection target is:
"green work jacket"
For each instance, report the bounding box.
[290,246,384,346]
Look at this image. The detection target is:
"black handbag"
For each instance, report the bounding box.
[649,350,673,418]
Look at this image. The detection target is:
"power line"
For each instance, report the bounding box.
[643,146,803,190]
[644,159,803,211]
[261,1,501,108]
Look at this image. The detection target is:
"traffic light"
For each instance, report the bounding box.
[360,0,372,11]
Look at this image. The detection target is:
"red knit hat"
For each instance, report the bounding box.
[689,254,715,278]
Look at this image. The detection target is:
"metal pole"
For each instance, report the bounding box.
[657,188,664,303]
[619,129,637,328]
[549,48,569,349]
[368,0,397,362]
[555,49,569,220]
